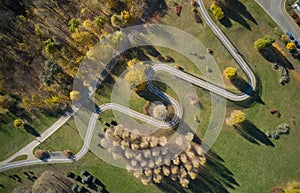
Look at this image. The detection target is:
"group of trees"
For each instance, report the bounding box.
[101,124,207,188]
[0,0,148,122]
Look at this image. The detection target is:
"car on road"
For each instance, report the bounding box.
[287,31,294,40]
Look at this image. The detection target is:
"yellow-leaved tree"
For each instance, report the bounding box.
[127,58,139,68]
[286,42,296,51]
[210,2,225,20]
[70,90,81,101]
[226,110,246,126]
[125,63,147,91]
[223,67,237,79]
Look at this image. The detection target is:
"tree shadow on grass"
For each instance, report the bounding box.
[259,46,294,70]
[157,148,239,193]
[157,121,239,193]
[234,120,274,146]
[221,0,257,30]
[220,17,233,28]
[24,124,40,137]
[230,76,252,95]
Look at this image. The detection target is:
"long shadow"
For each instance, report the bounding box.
[24,123,40,137]
[141,45,162,58]
[228,0,257,24]
[259,46,294,70]
[234,120,274,146]
[230,76,251,94]
[232,71,265,108]
[156,121,238,193]
[219,0,257,30]
[220,17,233,28]
[224,8,251,30]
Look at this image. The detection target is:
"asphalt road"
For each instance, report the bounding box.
[255,0,300,40]
[0,1,258,172]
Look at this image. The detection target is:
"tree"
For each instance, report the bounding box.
[34,150,49,160]
[286,42,296,51]
[13,119,23,127]
[223,67,237,79]
[124,63,147,90]
[70,90,81,101]
[110,14,124,28]
[71,31,94,47]
[62,150,73,158]
[152,104,168,121]
[39,59,59,86]
[93,16,105,29]
[68,18,79,33]
[44,39,56,55]
[226,110,246,126]
[127,58,139,68]
[121,10,131,23]
[254,36,275,50]
[210,2,225,20]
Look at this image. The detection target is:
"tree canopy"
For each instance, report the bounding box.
[254,36,275,50]
[124,63,147,90]
[210,2,225,20]
[223,67,237,79]
[226,110,246,126]
[70,90,81,101]
[286,42,296,51]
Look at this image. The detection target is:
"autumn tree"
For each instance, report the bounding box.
[223,67,237,79]
[93,16,105,29]
[226,110,246,126]
[152,104,168,121]
[111,14,124,28]
[71,31,95,48]
[210,2,225,20]
[63,150,73,158]
[34,150,49,160]
[127,58,139,68]
[254,36,275,50]
[124,63,147,90]
[68,18,79,33]
[70,90,81,101]
[286,42,296,52]
[13,119,23,127]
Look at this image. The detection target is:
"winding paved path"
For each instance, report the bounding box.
[0,0,257,172]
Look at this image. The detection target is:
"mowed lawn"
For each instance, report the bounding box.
[201,0,300,192]
[1,1,300,193]
[35,118,83,154]
[0,114,57,161]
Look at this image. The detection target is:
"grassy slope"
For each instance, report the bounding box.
[2,1,300,193]
[34,118,83,154]
[202,0,300,192]
[0,115,57,161]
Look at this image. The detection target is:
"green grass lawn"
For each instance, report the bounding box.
[34,118,83,154]
[0,114,57,161]
[2,1,300,193]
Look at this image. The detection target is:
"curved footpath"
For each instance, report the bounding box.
[0,1,257,172]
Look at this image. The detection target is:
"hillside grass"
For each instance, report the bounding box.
[2,1,300,193]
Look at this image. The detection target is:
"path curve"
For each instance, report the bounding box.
[0,1,257,172]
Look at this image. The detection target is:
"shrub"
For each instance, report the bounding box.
[13,119,23,127]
